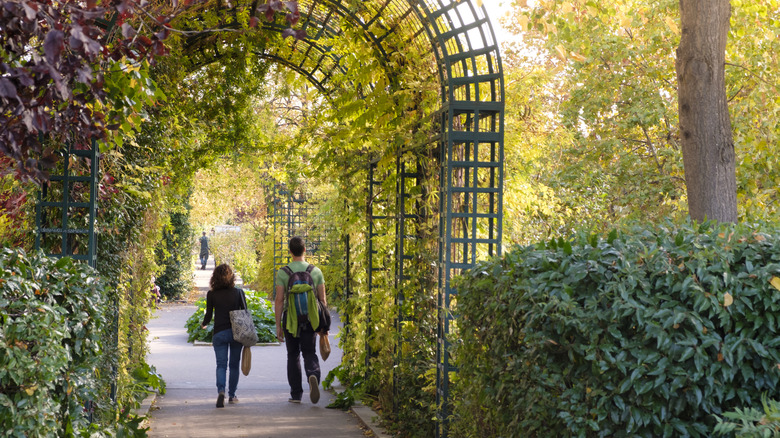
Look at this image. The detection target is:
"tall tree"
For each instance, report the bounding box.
[676,0,737,222]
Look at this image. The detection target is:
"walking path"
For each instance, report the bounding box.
[145,258,374,438]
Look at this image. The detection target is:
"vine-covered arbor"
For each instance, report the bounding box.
[36,0,504,435]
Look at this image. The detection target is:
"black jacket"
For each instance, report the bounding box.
[202,287,242,334]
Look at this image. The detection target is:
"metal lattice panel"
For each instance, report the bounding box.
[34,141,99,267]
[270,184,335,297]
[366,161,391,374]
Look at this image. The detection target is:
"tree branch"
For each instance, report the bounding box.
[725,62,778,92]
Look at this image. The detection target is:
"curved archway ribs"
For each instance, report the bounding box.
[35,1,503,436]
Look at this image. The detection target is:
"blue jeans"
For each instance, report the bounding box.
[212,329,242,397]
[200,253,208,268]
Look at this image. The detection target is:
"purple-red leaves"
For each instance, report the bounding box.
[1,0,307,181]
[22,1,36,20]
[269,0,284,11]
[121,22,137,38]
[0,78,18,100]
[285,10,299,26]
[256,4,274,22]
[281,28,307,40]
[43,29,64,62]
[76,66,93,84]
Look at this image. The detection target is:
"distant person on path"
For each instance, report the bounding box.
[201,263,243,408]
[151,275,161,304]
[275,237,328,404]
[199,231,210,269]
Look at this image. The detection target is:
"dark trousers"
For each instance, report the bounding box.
[284,322,320,400]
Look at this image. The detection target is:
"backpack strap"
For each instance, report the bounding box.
[304,264,316,299]
[280,266,294,311]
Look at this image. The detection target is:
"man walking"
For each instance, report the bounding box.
[275,236,328,404]
[199,231,210,270]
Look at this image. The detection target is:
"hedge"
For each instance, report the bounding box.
[452,221,780,437]
[0,248,112,437]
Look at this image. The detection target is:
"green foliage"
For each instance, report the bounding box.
[503,0,780,235]
[323,364,364,410]
[453,221,780,437]
[131,361,166,399]
[91,123,178,434]
[0,167,35,250]
[208,227,266,290]
[0,248,113,436]
[506,0,686,234]
[185,289,276,343]
[715,394,780,437]
[256,231,277,297]
[156,209,195,300]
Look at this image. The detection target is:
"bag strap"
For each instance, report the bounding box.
[235,287,247,310]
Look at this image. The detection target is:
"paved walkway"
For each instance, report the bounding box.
[146,258,371,438]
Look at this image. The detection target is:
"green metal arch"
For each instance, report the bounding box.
[37,2,503,436]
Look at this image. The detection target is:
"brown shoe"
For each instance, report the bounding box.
[216,392,225,408]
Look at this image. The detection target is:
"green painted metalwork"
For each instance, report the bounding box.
[426,3,505,436]
[270,184,334,296]
[34,140,99,268]
[366,160,392,380]
[36,1,503,435]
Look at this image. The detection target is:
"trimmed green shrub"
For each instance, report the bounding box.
[0,248,112,436]
[156,209,194,300]
[453,221,780,437]
[185,289,276,343]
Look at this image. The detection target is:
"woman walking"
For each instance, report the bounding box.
[201,263,243,407]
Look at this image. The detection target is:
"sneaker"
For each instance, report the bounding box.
[288,398,301,404]
[216,392,225,408]
[228,397,239,404]
[309,375,320,404]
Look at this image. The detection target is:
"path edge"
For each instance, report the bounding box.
[349,401,392,438]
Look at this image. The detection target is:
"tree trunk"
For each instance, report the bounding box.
[676,0,737,223]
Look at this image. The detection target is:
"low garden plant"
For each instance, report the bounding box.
[453,221,780,437]
[185,289,276,343]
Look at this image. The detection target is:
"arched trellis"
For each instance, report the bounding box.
[269,183,334,280]
[36,1,503,435]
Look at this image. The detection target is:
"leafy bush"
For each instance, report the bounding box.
[453,221,780,437]
[714,394,780,437]
[130,361,167,401]
[0,248,112,436]
[185,289,276,343]
[156,209,194,300]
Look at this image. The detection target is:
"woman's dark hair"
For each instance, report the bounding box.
[210,264,235,290]
[289,236,305,257]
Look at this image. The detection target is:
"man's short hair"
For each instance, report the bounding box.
[289,237,305,257]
